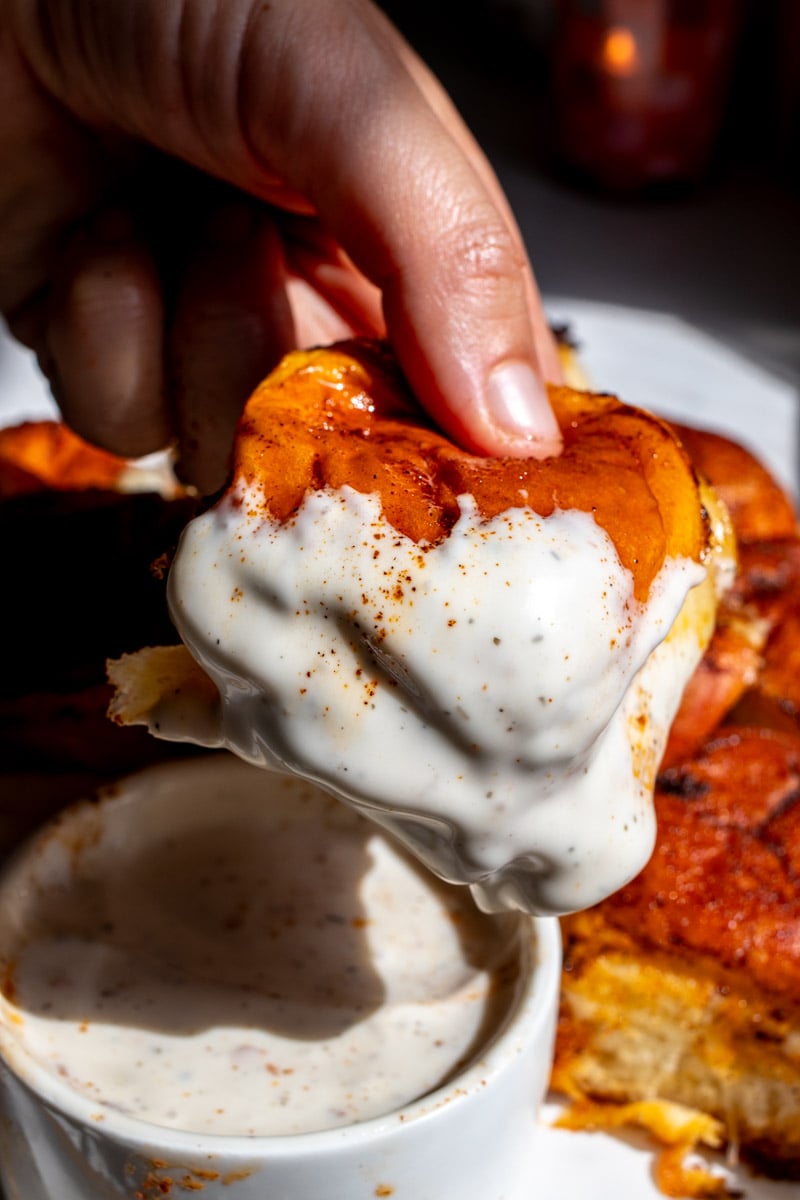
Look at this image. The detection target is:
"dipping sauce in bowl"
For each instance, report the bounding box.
[0,756,559,1200]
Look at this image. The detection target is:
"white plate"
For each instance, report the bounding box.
[0,324,57,425]
[1,307,798,1197]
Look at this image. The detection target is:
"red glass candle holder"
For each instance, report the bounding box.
[552,0,744,191]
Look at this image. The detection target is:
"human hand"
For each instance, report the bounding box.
[2,0,562,492]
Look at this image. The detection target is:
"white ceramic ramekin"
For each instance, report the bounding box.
[0,756,560,1200]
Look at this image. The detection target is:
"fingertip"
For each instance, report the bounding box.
[385,277,563,462]
[404,357,563,462]
[46,219,169,458]
[373,178,563,460]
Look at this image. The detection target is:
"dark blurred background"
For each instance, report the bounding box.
[379,0,800,391]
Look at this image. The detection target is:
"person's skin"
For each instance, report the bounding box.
[1,0,563,493]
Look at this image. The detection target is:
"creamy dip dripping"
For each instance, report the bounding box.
[163,485,707,915]
[0,758,523,1136]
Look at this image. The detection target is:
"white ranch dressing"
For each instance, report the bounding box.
[0,762,523,1136]
[165,485,706,914]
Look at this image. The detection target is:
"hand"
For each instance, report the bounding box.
[2,0,562,492]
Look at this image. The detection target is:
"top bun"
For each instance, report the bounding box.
[232,339,710,602]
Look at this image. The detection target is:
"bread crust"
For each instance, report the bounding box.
[232,340,710,601]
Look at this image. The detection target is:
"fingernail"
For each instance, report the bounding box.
[485,360,554,435]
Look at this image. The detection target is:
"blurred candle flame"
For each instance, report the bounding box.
[602,26,640,77]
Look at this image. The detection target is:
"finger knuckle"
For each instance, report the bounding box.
[444,216,526,295]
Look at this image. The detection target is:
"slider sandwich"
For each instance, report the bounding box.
[108,339,730,916]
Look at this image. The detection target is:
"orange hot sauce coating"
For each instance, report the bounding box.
[232,341,708,603]
[0,421,129,497]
